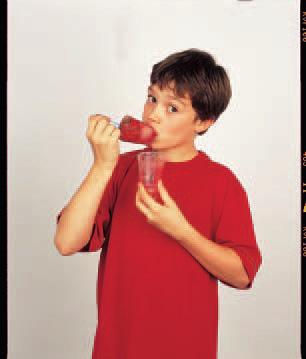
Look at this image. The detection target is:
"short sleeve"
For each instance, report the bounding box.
[214,173,262,290]
[56,160,122,253]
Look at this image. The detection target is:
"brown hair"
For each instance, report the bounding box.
[149,48,232,135]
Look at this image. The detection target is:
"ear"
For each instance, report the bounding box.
[194,117,215,134]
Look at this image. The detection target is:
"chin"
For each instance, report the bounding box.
[147,139,161,148]
[146,143,157,150]
[147,141,170,152]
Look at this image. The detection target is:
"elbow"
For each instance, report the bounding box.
[238,279,251,290]
[58,248,73,256]
[54,237,73,256]
[236,269,251,289]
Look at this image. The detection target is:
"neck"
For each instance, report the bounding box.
[154,145,198,163]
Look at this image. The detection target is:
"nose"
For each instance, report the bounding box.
[147,109,161,125]
[143,102,162,132]
[147,117,159,127]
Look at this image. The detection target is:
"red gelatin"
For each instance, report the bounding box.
[119,115,157,145]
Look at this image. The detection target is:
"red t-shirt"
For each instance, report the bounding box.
[56,148,262,359]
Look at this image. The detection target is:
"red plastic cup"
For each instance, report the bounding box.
[137,151,165,201]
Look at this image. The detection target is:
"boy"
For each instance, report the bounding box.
[55,48,262,359]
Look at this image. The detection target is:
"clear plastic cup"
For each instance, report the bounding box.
[137,151,165,200]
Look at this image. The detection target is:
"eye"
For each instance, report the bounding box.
[147,94,178,113]
[147,94,156,103]
[169,105,178,113]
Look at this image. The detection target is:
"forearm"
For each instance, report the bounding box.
[175,224,250,289]
[54,164,114,255]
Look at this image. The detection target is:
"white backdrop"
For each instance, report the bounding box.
[8,0,300,358]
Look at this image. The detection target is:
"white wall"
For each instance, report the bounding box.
[8,0,300,358]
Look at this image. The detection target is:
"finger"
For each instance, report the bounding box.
[136,186,153,210]
[87,115,110,138]
[97,121,117,137]
[136,191,153,221]
[109,128,121,142]
[157,180,173,206]
[136,187,150,210]
[88,114,110,129]
[138,182,160,212]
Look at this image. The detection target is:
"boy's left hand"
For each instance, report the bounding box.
[135,180,190,240]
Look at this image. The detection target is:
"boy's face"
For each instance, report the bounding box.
[142,81,214,150]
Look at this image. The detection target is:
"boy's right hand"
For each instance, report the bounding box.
[86,114,121,171]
